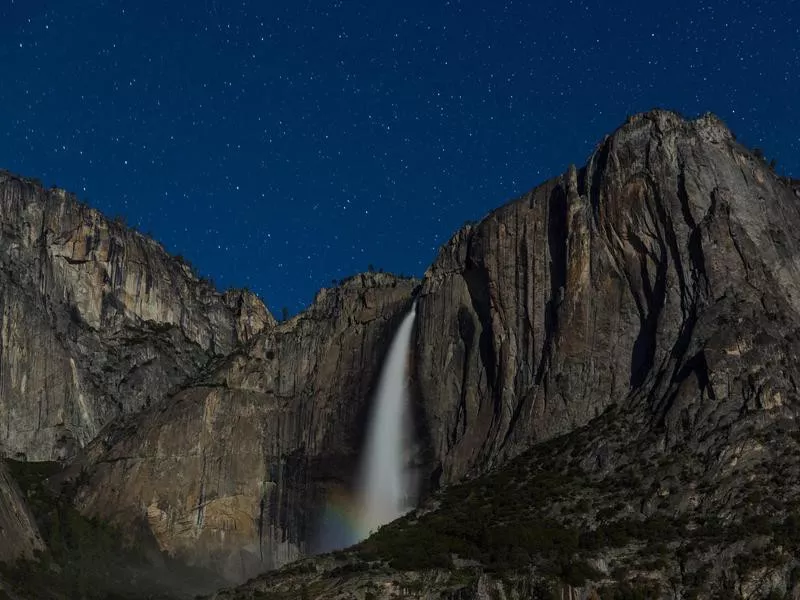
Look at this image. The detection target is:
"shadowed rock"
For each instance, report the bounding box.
[0,461,44,563]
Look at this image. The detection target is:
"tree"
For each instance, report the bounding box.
[281,307,289,321]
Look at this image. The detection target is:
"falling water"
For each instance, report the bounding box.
[313,302,418,551]
[355,303,418,540]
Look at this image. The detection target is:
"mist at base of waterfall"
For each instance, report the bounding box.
[313,303,419,552]
[355,303,418,540]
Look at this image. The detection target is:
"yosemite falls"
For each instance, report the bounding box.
[356,303,418,540]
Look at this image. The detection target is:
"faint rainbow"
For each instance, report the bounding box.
[316,488,371,551]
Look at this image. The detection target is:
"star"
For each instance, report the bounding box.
[1,0,797,317]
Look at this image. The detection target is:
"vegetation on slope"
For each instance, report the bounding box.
[352,407,800,597]
[217,406,800,599]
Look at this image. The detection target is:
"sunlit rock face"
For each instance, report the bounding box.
[415,110,800,483]
[72,273,417,582]
[0,172,273,460]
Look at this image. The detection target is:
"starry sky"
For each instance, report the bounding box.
[2,1,798,315]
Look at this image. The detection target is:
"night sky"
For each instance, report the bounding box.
[2,1,798,316]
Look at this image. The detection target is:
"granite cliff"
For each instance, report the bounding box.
[0,166,419,585]
[414,110,800,484]
[215,112,800,599]
[3,110,800,600]
[0,171,273,462]
[0,461,43,563]
[71,272,417,582]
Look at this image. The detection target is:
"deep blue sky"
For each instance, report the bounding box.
[2,1,798,315]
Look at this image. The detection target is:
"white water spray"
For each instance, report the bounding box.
[355,303,418,540]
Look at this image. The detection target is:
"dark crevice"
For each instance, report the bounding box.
[686,225,708,285]
[686,353,711,403]
[724,201,753,285]
[659,350,716,427]
[462,239,497,395]
[534,184,568,386]
[679,171,710,289]
[677,171,698,231]
[588,138,611,216]
[454,306,476,445]
[647,174,689,320]
[628,229,668,389]
[258,494,266,561]
[653,309,699,422]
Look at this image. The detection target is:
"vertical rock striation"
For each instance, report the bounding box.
[415,110,800,483]
[73,273,417,581]
[7,110,800,593]
[0,172,273,460]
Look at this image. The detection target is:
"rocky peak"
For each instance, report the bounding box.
[0,171,273,460]
[306,271,418,322]
[414,109,800,482]
[222,288,276,344]
[212,111,800,599]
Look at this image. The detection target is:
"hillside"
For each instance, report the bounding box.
[211,397,800,598]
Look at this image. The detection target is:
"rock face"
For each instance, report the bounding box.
[213,117,800,600]
[73,273,417,582]
[414,110,800,483]
[0,172,273,461]
[0,461,44,563]
[6,110,800,598]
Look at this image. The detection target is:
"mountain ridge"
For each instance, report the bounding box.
[0,169,274,461]
[210,109,800,598]
[3,109,800,599]
[413,109,800,484]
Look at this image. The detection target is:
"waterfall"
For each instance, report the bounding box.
[355,303,418,540]
[313,302,418,552]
